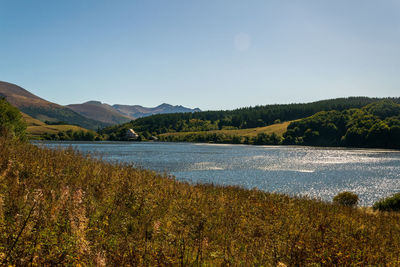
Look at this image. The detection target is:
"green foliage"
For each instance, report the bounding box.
[0,98,26,139]
[103,97,397,137]
[373,193,400,212]
[1,137,400,265]
[20,106,109,130]
[333,192,359,207]
[158,131,282,145]
[41,130,100,141]
[284,100,400,149]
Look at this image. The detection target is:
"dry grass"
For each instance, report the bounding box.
[22,112,89,137]
[1,136,400,265]
[160,120,294,139]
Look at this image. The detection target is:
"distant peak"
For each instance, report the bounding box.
[157,103,172,108]
[85,100,103,105]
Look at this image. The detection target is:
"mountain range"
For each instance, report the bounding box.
[0,81,201,129]
[67,101,201,125]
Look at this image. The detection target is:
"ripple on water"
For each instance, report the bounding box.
[36,141,400,206]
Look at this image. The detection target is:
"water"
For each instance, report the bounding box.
[36,141,400,206]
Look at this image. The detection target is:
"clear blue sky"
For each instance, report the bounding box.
[1,0,400,110]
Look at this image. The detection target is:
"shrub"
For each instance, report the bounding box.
[373,193,400,211]
[0,98,26,139]
[333,191,359,207]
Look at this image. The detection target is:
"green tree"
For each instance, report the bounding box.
[0,98,26,139]
[333,192,359,207]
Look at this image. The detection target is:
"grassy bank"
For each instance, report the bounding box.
[22,112,93,140]
[158,121,292,144]
[160,120,292,139]
[1,137,400,265]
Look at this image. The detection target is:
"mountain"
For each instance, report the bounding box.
[67,101,133,125]
[0,81,108,130]
[67,101,201,124]
[112,103,201,119]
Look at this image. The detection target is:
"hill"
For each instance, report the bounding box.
[102,97,400,137]
[0,81,109,130]
[284,100,400,149]
[116,97,400,135]
[21,112,91,139]
[158,120,293,143]
[113,103,201,119]
[67,101,133,125]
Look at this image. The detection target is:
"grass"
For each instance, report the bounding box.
[1,136,400,265]
[160,120,293,139]
[22,112,90,138]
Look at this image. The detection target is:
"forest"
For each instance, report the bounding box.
[101,97,400,137]
[283,100,400,149]
[101,97,400,149]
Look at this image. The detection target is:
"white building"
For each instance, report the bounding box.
[126,129,139,140]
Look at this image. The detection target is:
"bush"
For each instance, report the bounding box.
[373,193,400,211]
[0,98,26,139]
[333,191,359,207]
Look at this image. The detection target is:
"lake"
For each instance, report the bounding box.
[37,141,400,206]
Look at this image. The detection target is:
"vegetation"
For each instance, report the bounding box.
[1,137,400,265]
[21,112,100,141]
[40,130,99,141]
[20,106,109,131]
[102,97,400,137]
[159,131,282,145]
[101,98,400,149]
[283,100,400,149]
[373,193,400,212]
[158,121,291,144]
[0,98,26,139]
[333,192,359,207]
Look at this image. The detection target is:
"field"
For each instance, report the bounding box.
[1,136,400,265]
[160,120,293,139]
[22,112,90,138]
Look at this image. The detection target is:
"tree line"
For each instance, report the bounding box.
[283,100,400,149]
[102,97,400,136]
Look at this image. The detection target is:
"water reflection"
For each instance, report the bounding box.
[37,141,400,206]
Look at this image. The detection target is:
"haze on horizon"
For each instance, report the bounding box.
[1,0,400,110]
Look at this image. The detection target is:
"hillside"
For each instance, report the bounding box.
[102,97,400,138]
[102,99,400,148]
[113,103,201,119]
[284,100,400,149]
[161,120,292,138]
[67,101,133,125]
[0,81,109,130]
[21,112,91,139]
[118,97,400,135]
[158,120,293,143]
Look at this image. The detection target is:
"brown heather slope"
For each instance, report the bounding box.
[0,81,58,108]
[21,112,46,127]
[67,101,133,125]
[0,81,108,130]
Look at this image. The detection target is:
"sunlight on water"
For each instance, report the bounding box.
[38,141,400,206]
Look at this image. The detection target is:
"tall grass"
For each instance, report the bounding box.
[1,136,400,265]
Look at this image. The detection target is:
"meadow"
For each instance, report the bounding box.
[1,136,400,265]
[160,120,292,139]
[22,113,91,140]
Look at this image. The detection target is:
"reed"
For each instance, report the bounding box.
[1,136,400,265]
